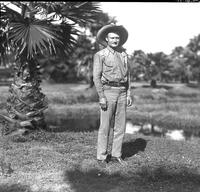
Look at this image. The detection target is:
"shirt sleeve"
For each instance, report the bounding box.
[93,53,105,99]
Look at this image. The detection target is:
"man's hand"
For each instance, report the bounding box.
[99,97,107,111]
[127,95,133,107]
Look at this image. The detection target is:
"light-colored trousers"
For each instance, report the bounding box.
[97,85,127,160]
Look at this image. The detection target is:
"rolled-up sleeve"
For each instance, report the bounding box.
[93,53,105,99]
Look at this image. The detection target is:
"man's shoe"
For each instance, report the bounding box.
[97,159,108,164]
[97,154,111,164]
[110,157,125,164]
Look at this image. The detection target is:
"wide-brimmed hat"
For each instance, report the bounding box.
[96,24,128,47]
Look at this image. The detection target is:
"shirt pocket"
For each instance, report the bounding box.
[103,57,116,72]
[104,58,113,67]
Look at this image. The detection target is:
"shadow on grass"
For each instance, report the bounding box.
[64,165,200,192]
[122,138,148,159]
[64,167,128,192]
[137,165,200,184]
[0,184,31,192]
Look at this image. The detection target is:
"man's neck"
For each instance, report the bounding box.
[107,45,124,53]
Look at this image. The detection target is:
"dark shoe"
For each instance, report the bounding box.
[110,157,125,164]
[97,154,111,164]
[97,159,108,164]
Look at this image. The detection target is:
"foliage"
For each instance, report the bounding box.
[0,2,101,60]
[185,34,200,83]
[0,1,101,133]
[128,50,149,81]
[129,34,200,84]
[129,50,171,86]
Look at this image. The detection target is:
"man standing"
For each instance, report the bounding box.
[93,24,133,164]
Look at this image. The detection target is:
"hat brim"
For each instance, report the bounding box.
[96,25,128,47]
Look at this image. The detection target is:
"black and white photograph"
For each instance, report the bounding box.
[0,1,200,192]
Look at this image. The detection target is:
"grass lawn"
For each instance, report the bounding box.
[0,82,200,192]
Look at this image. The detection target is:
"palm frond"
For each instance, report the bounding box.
[1,2,101,59]
[32,2,65,18]
[0,29,8,65]
[8,20,58,58]
[35,2,101,26]
[8,18,79,59]
[53,23,79,56]
[0,3,23,22]
[60,2,101,26]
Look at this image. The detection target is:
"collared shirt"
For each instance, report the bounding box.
[93,46,131,99]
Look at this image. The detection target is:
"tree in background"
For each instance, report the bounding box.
[147,52,171,85]
[185,34,200,84]
[169,46,189,83]
[129,50,149,82]
[129,50,171,87]
[0,1,101,134]
[129,34,200,86]
[169,34,200,84]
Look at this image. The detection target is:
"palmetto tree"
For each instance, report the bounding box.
[0,1,101,134]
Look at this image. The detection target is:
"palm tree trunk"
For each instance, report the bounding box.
[3,58,48,134]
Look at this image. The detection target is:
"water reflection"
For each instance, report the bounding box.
[125,120,200,141]
[46,114,199,141]
[47,115,100,132]
[165,130,185,141]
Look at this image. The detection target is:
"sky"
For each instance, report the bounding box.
[100,2,200,55]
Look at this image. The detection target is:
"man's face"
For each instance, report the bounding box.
[106,32,120,48]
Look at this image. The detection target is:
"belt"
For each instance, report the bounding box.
[104,81,128,87]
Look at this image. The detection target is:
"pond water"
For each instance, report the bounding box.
[125,120,200,141]
[47,115,200,141]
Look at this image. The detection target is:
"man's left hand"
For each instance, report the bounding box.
[127,95,133,107]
